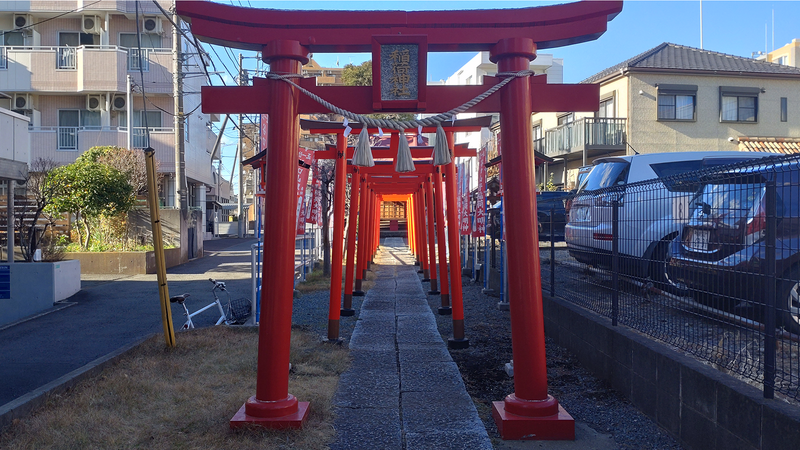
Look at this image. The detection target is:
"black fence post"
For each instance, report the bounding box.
[550,206,555,297]
[612,198,619,326]
[764,179,777,399]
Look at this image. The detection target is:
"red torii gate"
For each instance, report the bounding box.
[178,0,622,440]
[300,118,485,344]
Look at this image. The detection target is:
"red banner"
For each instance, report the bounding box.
[296,147,314,235]
[459,162,471,235]
[474,144,487,237]
[308,162,323,226]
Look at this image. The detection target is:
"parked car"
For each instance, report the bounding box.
[536,191,570,239]
[667,158,800,332]
[565,151,772,288]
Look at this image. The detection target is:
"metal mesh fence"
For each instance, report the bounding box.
[533,154,800,400]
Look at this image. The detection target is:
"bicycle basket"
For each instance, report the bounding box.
[227,297,252,325]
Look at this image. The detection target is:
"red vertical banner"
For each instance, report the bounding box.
[258,114,269,195]
[296,147,313,236]
[459,161,471,235]
[474,144,487,237]
[308,162,323,226]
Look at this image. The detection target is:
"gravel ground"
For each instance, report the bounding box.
[421,273,682,449]
[291,247,683,449]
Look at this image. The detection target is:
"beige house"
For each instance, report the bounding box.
[533,42,800,190]
[0,1,220,244]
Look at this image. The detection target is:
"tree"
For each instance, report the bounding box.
[78,146,156,198]
[341,61,373,87]
[14,158,70,261]
[47,159,134,249]
[315,160,336,276]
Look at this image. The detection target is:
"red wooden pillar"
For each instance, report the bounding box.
[425,177,439,294]
[366,189,376,271]
[444,131,468,349]
[353,175,369,296]
[416,190,429,279]
[230,40,309,429]
[341,171,360,316]
[326,131,348,342]
[373,194,380,257]
[489,38,574,440]
[434,168,451,314]
[406,196,414,255]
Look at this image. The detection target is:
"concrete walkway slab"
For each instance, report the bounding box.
[330,237,493,450]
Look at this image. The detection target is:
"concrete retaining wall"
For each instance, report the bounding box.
[65,248,182,274]
[542,294,800,450]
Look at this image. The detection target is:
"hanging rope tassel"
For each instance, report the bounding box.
[395,131,416,173]
[352,125,374,167]
[432,123,452,166]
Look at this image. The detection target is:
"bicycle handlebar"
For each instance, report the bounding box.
[209,278,226,289]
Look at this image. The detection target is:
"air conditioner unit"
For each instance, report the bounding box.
[82,15,102,34]
[142,17,162,34]
[13,14,33,30]
[86,94,105,111]
[13,93,32,110]
[111,94,127,111]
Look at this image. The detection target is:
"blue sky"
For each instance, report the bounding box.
[205,0,800,187]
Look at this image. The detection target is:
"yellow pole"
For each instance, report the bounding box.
[145,148,176,347]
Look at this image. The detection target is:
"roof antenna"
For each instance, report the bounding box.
[625,141,639,155]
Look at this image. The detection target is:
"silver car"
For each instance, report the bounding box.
[565,151,772,288]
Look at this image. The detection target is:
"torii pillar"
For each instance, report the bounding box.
[230,40,310,428]
[489,38,573,439]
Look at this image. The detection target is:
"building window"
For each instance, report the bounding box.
[775,56,787,66]
[557,113,574,126]
[121,110,163,148]
[720,86,759,123]
[781,97,788,122]
[532,123,543,153]
[598,97,615,118]
[656,84,698,121]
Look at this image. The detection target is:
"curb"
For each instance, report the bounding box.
[0,333,157,433]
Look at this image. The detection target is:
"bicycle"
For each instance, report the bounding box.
[170,278,252,330]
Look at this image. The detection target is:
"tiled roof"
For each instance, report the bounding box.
[737,137,800,154]
[583,43,800,84]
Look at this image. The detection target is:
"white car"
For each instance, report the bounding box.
[565,151,772,288]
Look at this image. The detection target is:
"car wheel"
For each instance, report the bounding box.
[650,241,686,295]
[779,268,800,334]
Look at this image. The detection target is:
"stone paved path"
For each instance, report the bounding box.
[330,237,492,450]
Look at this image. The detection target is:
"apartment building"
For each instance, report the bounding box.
[0,1,219,249]
[532,42,800,189]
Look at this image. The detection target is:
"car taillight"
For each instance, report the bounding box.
[593,233,613,241]
[744,197,766,245]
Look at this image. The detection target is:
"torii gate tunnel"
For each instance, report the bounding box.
[178,0,622,440]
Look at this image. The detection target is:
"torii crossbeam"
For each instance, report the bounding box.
[178,0,622,439]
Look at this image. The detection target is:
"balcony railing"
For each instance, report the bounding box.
[544,117,627,157]
[128,48,150,72]
[57,47,77,69]
[58,127,78,150]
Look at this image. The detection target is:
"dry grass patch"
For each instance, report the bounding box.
[296,268,376,294]
[0,326,350,450]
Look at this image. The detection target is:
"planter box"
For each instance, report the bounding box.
[0,260,81,327]
[65,248,183,275]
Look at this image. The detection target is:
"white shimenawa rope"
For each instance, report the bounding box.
[265,70,535,131]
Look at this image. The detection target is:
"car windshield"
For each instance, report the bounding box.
[692,183,764,228]
[577,161,629,193]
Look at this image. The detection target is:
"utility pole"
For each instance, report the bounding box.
[237,52,244,238]
[173,9,186,213]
